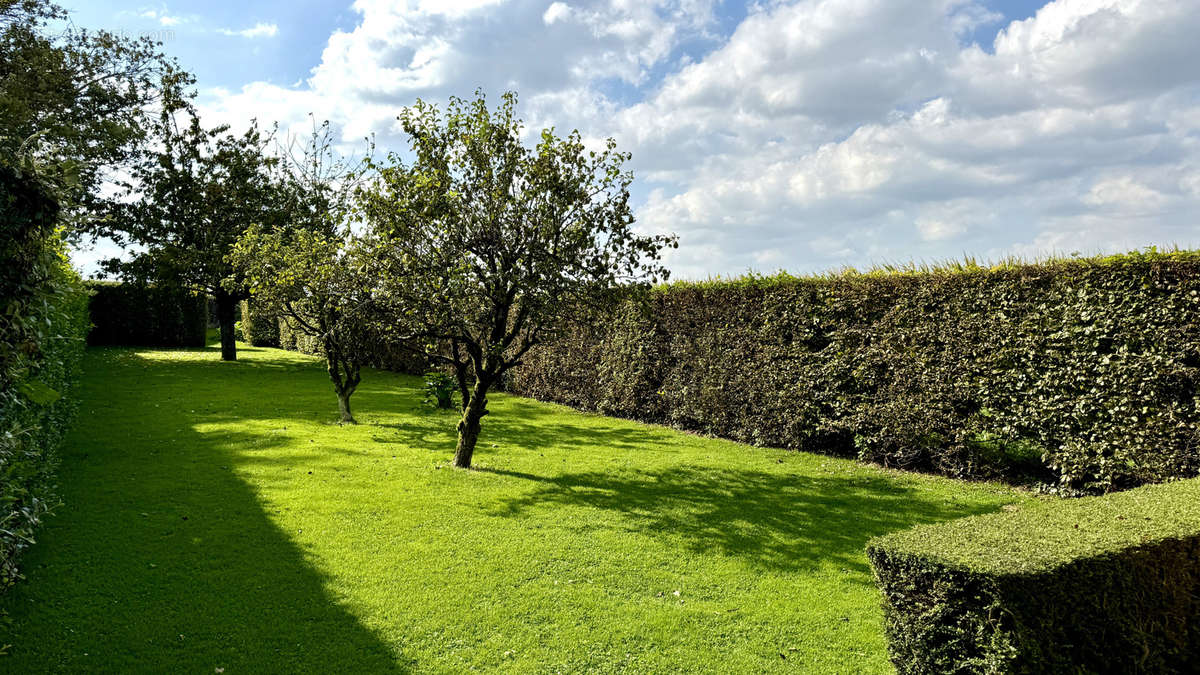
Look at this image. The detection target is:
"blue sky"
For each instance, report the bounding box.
[67,0,1200,278]
[68,1,1050,90]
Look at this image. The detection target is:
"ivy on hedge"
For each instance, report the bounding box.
[509,252,1200,491]
[1,162,88,589]
[867,477,1200,673]
[86,281,207,348]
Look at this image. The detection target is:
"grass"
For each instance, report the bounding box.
[1,342,1031,673]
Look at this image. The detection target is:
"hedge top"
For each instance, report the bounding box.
[652,246,1200,290]
[869,477,1200,575]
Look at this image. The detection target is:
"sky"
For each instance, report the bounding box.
[66,0,1200,279]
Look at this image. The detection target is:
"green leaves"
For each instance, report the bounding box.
[0,164,89,588]
[356,89,676,465]
[869,478,1200,673]
[101,108,284,303]
[358,89,675,379]
[511,251,1200,492]
[17,380,59,406]
[422,372,457,409]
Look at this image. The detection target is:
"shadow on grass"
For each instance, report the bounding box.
[2,344,1007,673]
[377,395,683,455]
[0,348,407,673]
[485,466,1001,576]
[354,366,1009,577]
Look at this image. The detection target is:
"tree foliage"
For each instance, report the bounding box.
[358,90,676,468]
[230,225,377,423]
[0,0,170,589]
[230,121,377,420]
[272,117,371,238]
[0,153,88,589]
[0,0,187,231]
[99,88,284,361]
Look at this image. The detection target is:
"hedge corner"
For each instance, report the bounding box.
[866,478,1200,674]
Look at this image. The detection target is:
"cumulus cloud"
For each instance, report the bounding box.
[200,0,717,145]
[198,0,1200,278]
[618,0,1200,276]
[543,2,571,24]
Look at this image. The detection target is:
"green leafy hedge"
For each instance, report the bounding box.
[238,300,280,347]
[278,315,429,375]
[86,281,207,347]
[867,478,1200,673]
[510,252,1200,491]
[1,162,89,589]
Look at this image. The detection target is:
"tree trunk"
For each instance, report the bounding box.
[215,291,238,361]
[325,344,359,424]
[453,380,491,469]
[337,390,356,424]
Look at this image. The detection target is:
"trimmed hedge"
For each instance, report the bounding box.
[86,281,207,347]
[1,163,89,589]
[278,315,429,375]
[277,313,323,355]
[238,300,280,347]
[867,478,1200,673]
[509,252,1200,491]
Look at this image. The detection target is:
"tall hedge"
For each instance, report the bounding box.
[278,315,429,375]
[510,252,1200,491]
[867,477,1200,673]
[86,281,207,347]
[1,163,89,589]
[238,299,280,347]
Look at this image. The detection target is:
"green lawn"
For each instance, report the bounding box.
[1,343,1030,673]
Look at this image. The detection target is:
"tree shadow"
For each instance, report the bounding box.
[486,466,1004,576]
[0,349,408,673]
[375,394,685,456]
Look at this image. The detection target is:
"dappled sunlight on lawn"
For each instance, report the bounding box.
[1,343,1031,673]
[488,465,1002,574]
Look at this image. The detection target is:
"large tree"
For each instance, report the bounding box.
[358,91,676,469]
[0,0,187,230]
[101,90,284,361]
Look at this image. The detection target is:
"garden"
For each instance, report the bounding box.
[1,341,1027,673]
[3,2,1200,672]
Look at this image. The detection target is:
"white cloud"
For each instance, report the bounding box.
[1082,176,1167,210]
[135,7,189,26]
[543,2,571,24]
[195,0,1200,278]
[219,22,279,39]
[616,0,1200,276]
[200,0,718,145]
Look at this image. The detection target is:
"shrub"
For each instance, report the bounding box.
[277,315,430,376]
[866,478,1200,674]
[238,299,280,347]
[1,162,89,589]
[87,281,207,347]
[509,252,1200,490]
[277,314,323,355]
[423,372,457,409]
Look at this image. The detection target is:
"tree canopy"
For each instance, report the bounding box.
[358,90,676,468]
[230,225,378,423]
[99,90,284,360]
[229,122,378,421]
[0,0,187,232]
